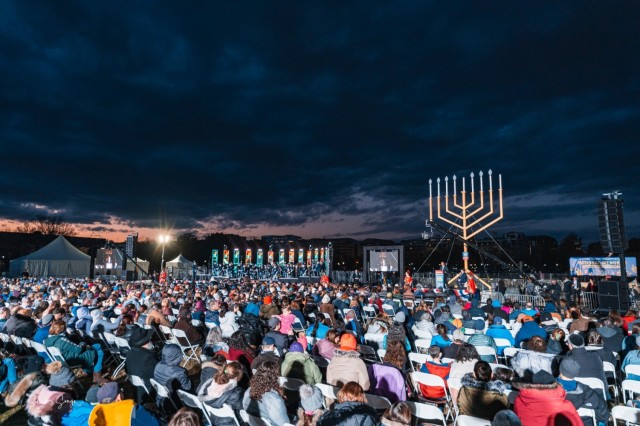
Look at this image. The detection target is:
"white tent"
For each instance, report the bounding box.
[127,257,150,275]
[166,254,194,279]
[9,236,91,278]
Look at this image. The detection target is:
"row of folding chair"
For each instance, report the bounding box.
[158,325,202,364]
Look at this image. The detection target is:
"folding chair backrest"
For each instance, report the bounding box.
[159,325,175,342]
[575,377,606,399]
[622,379,640,404]
[405,401,446,425]
[408,352,429,371]
[365,393,391,411]
[177,389,212,425]
[626,364,640,378]
[150,378,171,398]
[129,374,150,395]
[456,414,491,426]
[493,338,512,348]
[279,376,306,391]
[612,405,640,425]
[315,383,339,400]
[205,404,241,426]
[412,328,432,340]
[576,407,596,425]
[414,338,432,353]
[382,304,395,316]
[474,346,498,363]
[363,306,376,319]
[410,371,448,397]
[292,319,304,332]
[240,410,271,426]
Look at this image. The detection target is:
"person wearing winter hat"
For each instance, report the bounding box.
[512,370,582,426]
[89,307,122,333]
[296,384,325,426]
[259,296,280,321]
[89,381,160,426]
[326,333,370,391]
[252,336,282,371]
[264,317,288,355]
[557,358,610,425]
[319,294,336,327]
[25,385,74,425]
[44,320,108,385]
[492,410,522,426]
[384,310,411,352]
[565,333,609,400]
[125,327,159,403]
[281,342,322,385]
[486,316,515,356]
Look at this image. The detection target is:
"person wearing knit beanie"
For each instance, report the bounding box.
[297,384,325,425]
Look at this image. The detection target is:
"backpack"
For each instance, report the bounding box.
[236,313,263,346]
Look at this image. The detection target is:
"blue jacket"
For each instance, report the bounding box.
[33,325,51,344]
[244,303,260,318]
[485,325,515,354]
[514,322,547,348]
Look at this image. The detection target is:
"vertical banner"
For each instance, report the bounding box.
[233,248,240,265]
[320,248,325,260]
[257,249,264,266]
[211,249,218,265]
[298,249,304,264]
[223,250,230,265]
[435,270,444,289]
[268,250,274,264]
[245,249,252,264]
[306,250,312,266]
[314,248,319,262]
[288,249,295,264]
[278,249,285,265]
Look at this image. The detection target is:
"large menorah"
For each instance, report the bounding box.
[428,170,503,288]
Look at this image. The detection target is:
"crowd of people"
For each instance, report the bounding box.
[0,274,638,425]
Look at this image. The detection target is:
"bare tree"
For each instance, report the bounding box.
[16,215,77,236]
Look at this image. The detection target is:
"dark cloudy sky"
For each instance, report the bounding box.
[1,1,639,243]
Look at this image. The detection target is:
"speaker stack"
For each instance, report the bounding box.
[598,280,629,312]
[598,198,628,254]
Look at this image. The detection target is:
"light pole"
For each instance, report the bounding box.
[159,235,170,270]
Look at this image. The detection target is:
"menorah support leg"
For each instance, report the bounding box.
[476,276,491,290]
[448,272,462,285]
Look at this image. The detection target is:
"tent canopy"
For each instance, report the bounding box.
[9,236,91,278]
[166,254,194,279]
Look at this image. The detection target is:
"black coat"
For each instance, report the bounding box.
[317,401,379,426]
[562,381,610,425]
[565,348,608,399]
[125,347,159,386]
[4,314,36,338]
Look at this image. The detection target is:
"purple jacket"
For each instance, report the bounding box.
[367,363,406,403]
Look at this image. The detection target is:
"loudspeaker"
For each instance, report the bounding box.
[598,280,629,311]
[599,199,628,254]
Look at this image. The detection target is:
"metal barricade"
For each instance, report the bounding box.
[502,294,546,308]
[581,291,599,311]
[481,291,505,304]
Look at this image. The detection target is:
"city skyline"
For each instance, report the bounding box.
[1,2,638,243]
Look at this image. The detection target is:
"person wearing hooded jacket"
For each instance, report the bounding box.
[89,308,122,335]
[153,343,191,408]
[513,370,582,426]
[198,361,245,426]
[456,361,509,421]
[557,358,609,426]
[327,333,370,391]
[317,382,378,426]
[485,317,514,355]
[281,342,322,385]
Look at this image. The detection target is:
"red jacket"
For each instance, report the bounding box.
[513,383,582,426]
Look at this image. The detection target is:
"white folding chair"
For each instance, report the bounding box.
[365,392,391,411]
[377,348,387,360]
[612,405,640,425]
[412,328,433,340]
[358,344,378,363]
[321,312,333,326]
[408,352,429,372]
[504,389,519,405]
[205,403,242,426]
[622,379,640,404]
[30,340,52,362]
[45,346,85,389]
[382,304,395,318]
[626,364,640,379]
[159,325,176,343]
[405,401,447,425]
[576,407,596,426]
[502,347,520,365]
[150,378,179,412]
[403,299,415,310]
[603,361,619,401]
[192,319,202,327]
[414,338,432,354]
[171,328,201,364]
[575,377,606,400]
[362,306,377,325]
[111,335,131,377]
[315,382,340,400]
[492,337,513,353]
[456,414,491,426]
[240,409,272,426]
[474,346,498,363]
[410,371,456,422]
[177,389,213,425]
[279,376,306,391]
[129,374,151,400]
